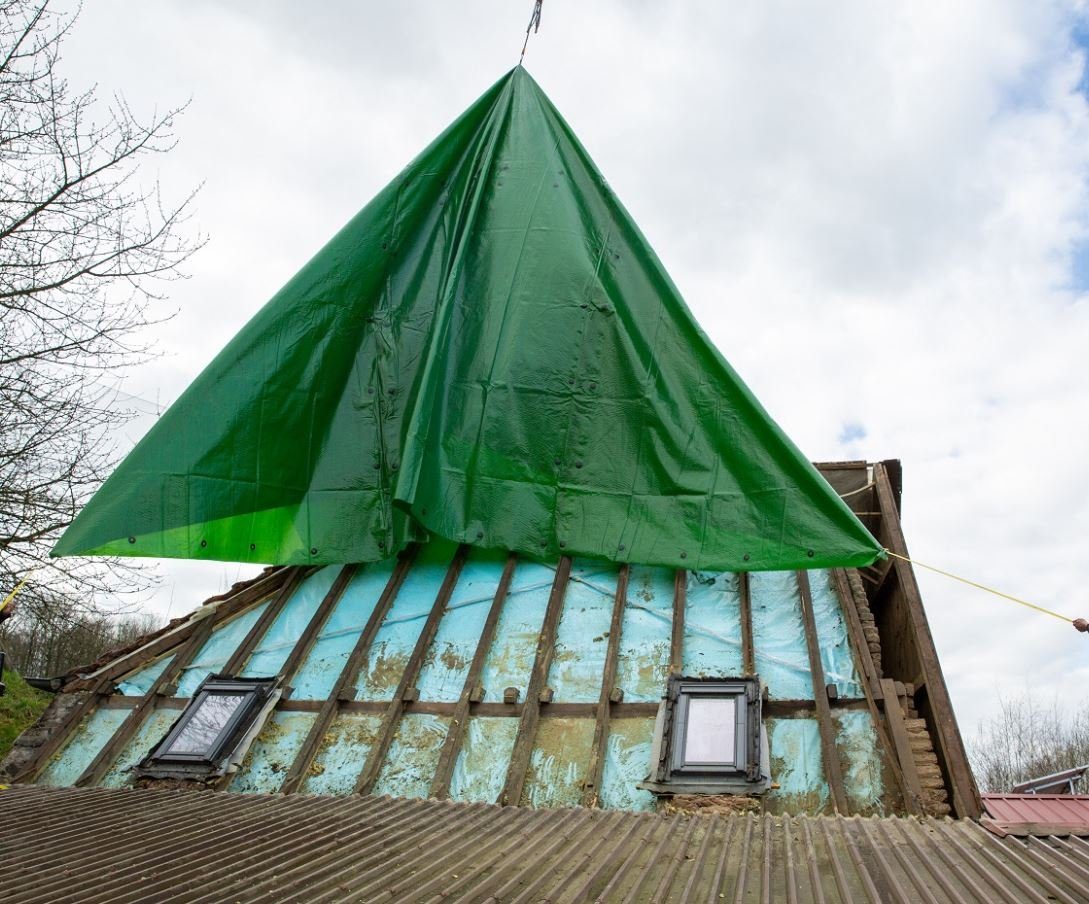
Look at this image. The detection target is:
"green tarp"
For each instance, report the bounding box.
[54,67,882,572]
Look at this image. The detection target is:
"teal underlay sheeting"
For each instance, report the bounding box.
[290,559,397,700]
[241,566,340,678]
[115,653,174,697]
[175,602,269,697]
[72,555,884,812]
[683,571,745,677]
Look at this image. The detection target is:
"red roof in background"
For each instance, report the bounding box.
[982,794,1089,836]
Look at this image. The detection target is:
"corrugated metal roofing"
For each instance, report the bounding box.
[2,786,1087,903]
[983,794,1089,835]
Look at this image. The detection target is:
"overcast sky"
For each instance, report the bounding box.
[55,1,1089,744]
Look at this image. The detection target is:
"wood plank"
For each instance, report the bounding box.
[213,568,356,793]
[795,570,849,815]
[19,592,274,785]
[873,462,981,819]
[831,568,919,815]
[831,568,883,701]
[497,556,572,806]
[67,567,294,691]
[582,564,628,807]
[107,695,866,718]
[74,614,215,788]
[430,553,517,799]
[278,547,417,794]
[670,569,686,675]
[738,571,755,675]
[353,545,469,795]
[221,567,308,675]
[277,564,358,686]
[880,678,928,816]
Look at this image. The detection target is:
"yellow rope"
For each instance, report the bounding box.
[884,550,1074,623]
[0,572,33,617]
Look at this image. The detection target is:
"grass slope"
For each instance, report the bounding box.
[0,664,49,762]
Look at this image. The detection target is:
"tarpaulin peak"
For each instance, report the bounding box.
[53,67,883,572]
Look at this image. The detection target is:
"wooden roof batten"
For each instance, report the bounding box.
[2,459,980,824]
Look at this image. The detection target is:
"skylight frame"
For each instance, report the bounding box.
[642,674,766,794]
[138,675,275,777]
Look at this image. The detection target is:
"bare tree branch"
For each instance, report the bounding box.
[0,0,203,656]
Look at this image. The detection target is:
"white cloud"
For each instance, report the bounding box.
[54,0,1089,741]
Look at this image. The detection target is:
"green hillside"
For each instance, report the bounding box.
[0,665,49,762]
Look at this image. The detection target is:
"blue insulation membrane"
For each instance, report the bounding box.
[750,572,812,700]
[241,566,340,678]
[99,708,180,788]
[356,542,457,701]
[303,712,383,795]
[547,560,617,702]
[290,559,398,700]
[373,713,451,799]
[765,717,831,815]
[808,570,864,698]
[37,708,130,787]
[478,559,555,700]
[115,653,175,696]
[600,717,656,812]
[230,711,317,794]
[414,547,509,702]
[614,564,673,702]
[521,716,595,808]
[449,716,519,803]
[683,572,744,677]
[835,710,887,815]
[175,602,270,697]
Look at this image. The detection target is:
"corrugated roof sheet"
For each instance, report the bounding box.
[983,794,1089,835]
[2,786,1087,903]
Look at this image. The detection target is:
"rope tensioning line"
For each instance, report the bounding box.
[837,483,1077,625]
[882,549,1074,624]
[0,549,1073,628]
[519,0,543,65]
[0,572,33,618]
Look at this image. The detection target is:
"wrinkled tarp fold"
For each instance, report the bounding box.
[54,67,882,572]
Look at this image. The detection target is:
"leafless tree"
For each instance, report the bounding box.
[0,0,200,637]
[970,692,1089,792]
[0,610,161,677]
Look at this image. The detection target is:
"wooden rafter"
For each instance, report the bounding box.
[497,556,572,806]
[430,553,517,799]
[220,567,309,675]
[65,567,293,692]
[278,547,417,794]
[582,564,628,808]
[880,678,928,816]
[796,570,849,815]
[74,615,216,788]
[354,545,469,795]
[738,571,755,676]
[670,569,686,675]
[276,565,358,689]
[872,462,981,819]
[831,568,920,816]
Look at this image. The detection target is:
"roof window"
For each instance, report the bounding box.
[642,675,769,795]
[137,675,275,779]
